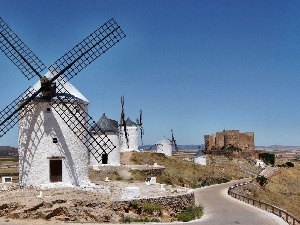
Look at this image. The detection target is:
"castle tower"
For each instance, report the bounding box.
[90,113,120,166]
[18,71,89,187]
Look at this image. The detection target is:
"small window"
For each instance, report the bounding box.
[53,138,58,143]
[46,108,51,113]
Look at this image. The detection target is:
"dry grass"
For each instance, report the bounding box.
[0,157,19,182]
[129,152,259,187]
[255,160,300,218]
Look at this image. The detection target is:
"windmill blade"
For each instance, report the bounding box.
[148,144,156,151]
[48,18,126,84]
[139,110,144,146]
[50,82,116,163]
[0,17,46,80]
[0,87,40,137]
[171,129,178,152]
[120,95,129,148]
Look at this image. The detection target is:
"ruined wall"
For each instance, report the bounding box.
[215,132,225,148]
[205,130,255,152]
[204,134,216,150]
[238,132,254,151]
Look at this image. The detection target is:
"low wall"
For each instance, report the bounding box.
[112,190,195,213]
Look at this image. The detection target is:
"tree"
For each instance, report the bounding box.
[256,175,268,186]
[259,153,275,165]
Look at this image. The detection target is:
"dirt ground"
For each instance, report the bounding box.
[0,179,190,223]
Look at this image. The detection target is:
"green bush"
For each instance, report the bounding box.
[259,153,275,165]
[177,205,204,222]
[130,200,141,209]
[286,162,294,167]
[256,175,268,186]
[143,203,162,214]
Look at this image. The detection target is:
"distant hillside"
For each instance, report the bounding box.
[0,146,18,156]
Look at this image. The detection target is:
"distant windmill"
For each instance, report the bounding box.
[119,96,139,152]
[119,95,129,148]
[0,17,125,186]
[90,113,120,167]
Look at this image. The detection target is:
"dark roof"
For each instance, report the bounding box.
[125,117,137,127]
[90,113,118,132]
[195,149,206,157]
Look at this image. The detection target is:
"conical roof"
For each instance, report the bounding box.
[195,149,205,157]
[91,113,118,132]
[26,70,89,103]
[120,117,137,127]
[157,136,171,145]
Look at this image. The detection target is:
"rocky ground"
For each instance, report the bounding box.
[0,181,190,223]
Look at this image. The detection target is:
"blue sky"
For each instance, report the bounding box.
[0,0,300,147]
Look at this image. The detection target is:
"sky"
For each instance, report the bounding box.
[0,0,300,147]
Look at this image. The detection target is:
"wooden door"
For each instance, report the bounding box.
[50,159,62,182]
[102,153,108,164]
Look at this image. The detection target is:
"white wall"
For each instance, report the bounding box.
[194,156,207,165]
[157,143,172,156]
[18,101,90,187]
[119,126,138,152]
[90,131,120,166]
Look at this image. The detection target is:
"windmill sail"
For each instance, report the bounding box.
[49,18,126,83]
[0,17,126,160]
[0,17,46,79]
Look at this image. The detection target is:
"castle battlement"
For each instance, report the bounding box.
[205,130,255,152]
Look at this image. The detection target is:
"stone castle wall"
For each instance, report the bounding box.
[205,130,255,152]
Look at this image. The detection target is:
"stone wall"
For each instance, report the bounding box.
[135,167,165,176]
[112,190,195,214]
[0,186,194,223]
[205,130,255,152]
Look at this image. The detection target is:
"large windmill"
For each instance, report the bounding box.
[0,17,125,187]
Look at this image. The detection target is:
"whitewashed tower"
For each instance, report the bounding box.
[0,17,126,187]
[119,118,138,152]
[156,136,172,156]
[18,72,90,187]
[90,114,120,167]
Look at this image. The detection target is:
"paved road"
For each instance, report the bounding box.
[193,178,288,225]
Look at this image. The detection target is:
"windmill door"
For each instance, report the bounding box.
[102,153,108,164]
[50,159,62,182]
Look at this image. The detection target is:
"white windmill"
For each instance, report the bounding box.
[0,17,126,187]
[119,96,139,152]
[90,113,120,167]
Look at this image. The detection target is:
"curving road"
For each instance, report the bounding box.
[192,178,288,225]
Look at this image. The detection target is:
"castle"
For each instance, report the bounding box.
[205,130,255,152]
